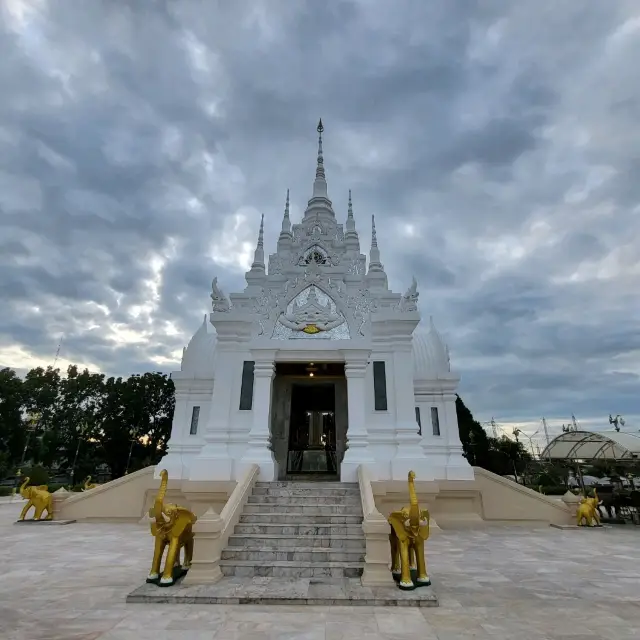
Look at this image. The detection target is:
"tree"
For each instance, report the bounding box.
[0,364,176,482]
[21,366,62,466]
[456,394,532,477]
[0,368,25,477]
[92,372,174,478]
[456,395,491,467]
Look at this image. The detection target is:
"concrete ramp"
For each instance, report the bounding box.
[56,467,158,523]
[473,467,573,527]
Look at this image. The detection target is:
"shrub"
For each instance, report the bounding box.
[537,485,567,496]
[0,486,15,497]
[20,465,50,487]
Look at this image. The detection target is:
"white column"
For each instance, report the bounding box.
[341,351,374,482]
[390,342,429,480]
[238,358,276,481]
[188,346,235,481]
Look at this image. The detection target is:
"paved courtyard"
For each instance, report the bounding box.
[1,502,639,640]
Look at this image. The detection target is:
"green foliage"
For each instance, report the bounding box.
[0,368,26,477]
[21,465,49,486]
[537,485,568,495]
[456,395,533,476]
[0,486,15,496]
[0,364,175,482]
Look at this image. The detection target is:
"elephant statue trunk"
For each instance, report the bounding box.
[82,476,98,491]
[19,477,30,500]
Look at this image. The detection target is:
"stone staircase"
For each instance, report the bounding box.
[219,481,365,579]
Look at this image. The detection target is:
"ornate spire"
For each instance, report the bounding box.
[281,189,291,234]
[316,119,324,179]
[368,214,383,272]
[344,189,359,248]
[371,214,378,248]
[251,213,265,270]
[312,118,328,199]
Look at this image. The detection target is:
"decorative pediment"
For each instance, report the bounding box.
[272,285,350,340]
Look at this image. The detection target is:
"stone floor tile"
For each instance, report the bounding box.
[3,502,640,639]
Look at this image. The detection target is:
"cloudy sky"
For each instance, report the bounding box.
[1,0,639,443]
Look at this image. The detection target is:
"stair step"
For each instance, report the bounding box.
[221,547,364,563]
[244,504,361,515]
[252,487,361,498]
[239,513,363,525]
[219,560,364,579]
[255,482,357,488]
[233,523,363,536]
[228,534,365,550]
[247,495,361,505]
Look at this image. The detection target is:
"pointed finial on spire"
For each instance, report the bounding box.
[309,118,329,200]
[258,213,264,248]
[251,213,266,271]
[316,118,325,180]
[368,213,384,273]
[347,190,353,219]
[280,189,291,235]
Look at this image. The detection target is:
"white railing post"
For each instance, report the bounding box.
[358,465,395,586]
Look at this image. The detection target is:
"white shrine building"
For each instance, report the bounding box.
[160,121,474,485]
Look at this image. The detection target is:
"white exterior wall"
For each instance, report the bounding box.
[366,351,397,476]
[156,374,212,480]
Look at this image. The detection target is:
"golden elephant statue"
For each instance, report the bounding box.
[146,469,197,587]
[82,476,99,491]
[576,489,602,527]
[388,470,431,590]
[18,477,53,521]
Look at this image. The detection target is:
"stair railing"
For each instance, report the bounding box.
[184,463,259,585]
[357,464,395,586]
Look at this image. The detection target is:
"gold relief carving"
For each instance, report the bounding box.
[302,324,320,334]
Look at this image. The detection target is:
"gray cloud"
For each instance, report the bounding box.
[1,0,639,443]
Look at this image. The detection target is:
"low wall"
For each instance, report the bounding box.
[56,466,235,523]
[472,467,573,527]
[371,467,572,529]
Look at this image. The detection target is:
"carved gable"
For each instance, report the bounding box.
[272,285,350,340]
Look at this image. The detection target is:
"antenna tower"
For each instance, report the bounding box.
[542,417,550,446]
[52,335,63,368]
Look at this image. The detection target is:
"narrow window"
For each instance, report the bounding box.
[431,407,441,436]
[373,361,388,411]
[239,361,255,410]
[189,406,200,435]
[415,406,422,436]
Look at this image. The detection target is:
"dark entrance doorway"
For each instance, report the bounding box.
[287,382,338,476]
